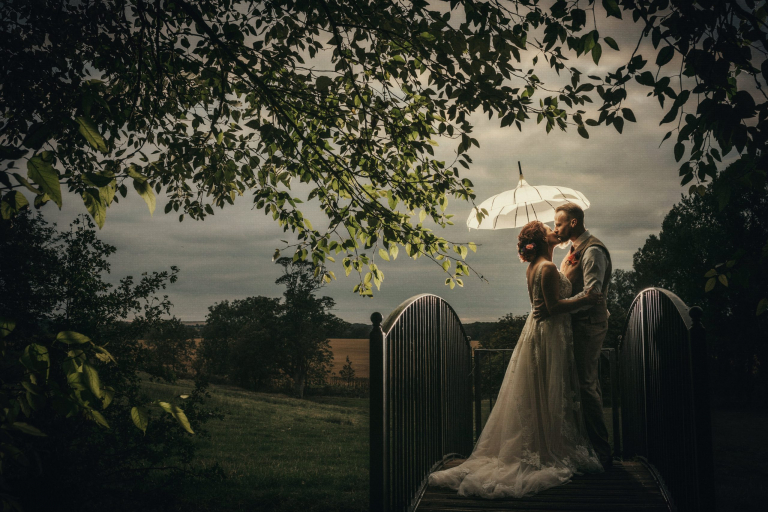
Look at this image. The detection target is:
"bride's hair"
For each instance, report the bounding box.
[517,221,547,262]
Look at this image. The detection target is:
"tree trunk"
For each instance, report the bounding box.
[293,368,306,399]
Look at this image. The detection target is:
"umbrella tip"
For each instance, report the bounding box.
[518,161,522,176]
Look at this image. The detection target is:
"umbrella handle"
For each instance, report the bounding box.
[518,161,523,176]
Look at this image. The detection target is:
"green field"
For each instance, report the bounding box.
[138,379,369,512]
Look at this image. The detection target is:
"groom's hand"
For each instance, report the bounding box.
[532,299,550,320]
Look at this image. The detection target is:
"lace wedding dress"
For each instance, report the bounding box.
[428,265,603,498]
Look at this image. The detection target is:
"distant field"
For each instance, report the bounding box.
[328,339,369,378]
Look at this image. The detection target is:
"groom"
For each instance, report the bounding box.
[536,203,613,469]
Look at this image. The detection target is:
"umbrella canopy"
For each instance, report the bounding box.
[467,164,590,230]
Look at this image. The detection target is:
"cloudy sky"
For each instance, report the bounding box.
[37,9,714,325]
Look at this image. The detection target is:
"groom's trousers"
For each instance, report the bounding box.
[572,318,612,460]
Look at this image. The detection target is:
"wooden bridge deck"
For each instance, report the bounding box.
[416,459,671,512]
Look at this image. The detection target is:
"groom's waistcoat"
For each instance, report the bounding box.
[560,235,612,323]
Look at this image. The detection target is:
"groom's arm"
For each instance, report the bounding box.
[570,247,607,312]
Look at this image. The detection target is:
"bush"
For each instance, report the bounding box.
[0,212,210,511]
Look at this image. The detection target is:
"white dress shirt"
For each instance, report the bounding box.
[567,230,609,314]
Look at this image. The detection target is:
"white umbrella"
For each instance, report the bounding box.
[467,162,590,230]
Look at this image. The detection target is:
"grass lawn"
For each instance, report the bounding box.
[137,379,369,512]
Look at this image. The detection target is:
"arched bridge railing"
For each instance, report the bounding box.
[369,294,473,512]
[618,287,716,512]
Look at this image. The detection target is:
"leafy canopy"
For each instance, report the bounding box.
[2,0,767,300]
[0,0,610,295]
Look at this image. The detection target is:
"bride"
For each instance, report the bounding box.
[428,220,604,498]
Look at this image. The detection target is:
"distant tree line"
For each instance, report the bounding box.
[195,257,348,399]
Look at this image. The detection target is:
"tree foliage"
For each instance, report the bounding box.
[0,0,621,295]
[143,317,198,380]
[198,296,283,389]
[605,268,638,349]
[631,171,768,403]
[274,257,347,398]
[2,0,766,307]
[338,355,356,384]
[197,258,346,397]
[0,213,204,511]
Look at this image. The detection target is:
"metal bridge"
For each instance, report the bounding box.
[369,289,715,512]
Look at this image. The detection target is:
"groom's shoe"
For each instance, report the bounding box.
[600,456,614,471]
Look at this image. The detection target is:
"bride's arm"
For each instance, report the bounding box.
[540,264,602,315]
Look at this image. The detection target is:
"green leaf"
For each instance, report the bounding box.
[83,172,114,187]
[604,37,619,51]
[56,331,91,345]
[389,245,399,260]
[582,32,596,55]
[27,153,62,208]
[757,298,768,316]
[613,117,624,134]
[316,75,333,92]
[13,422,46,437]
[76,117,107,153]
[22,123,51,150]
[621,108,636,122]
[83,188,106,229]
[1,191,30,219]
[82,363,102,399]
[103,387,114,409]
[89,409,110,428]
[591,43,602,65]
[378,248,390,261]
[158,402,195,434]
[0,317,16,338]
[718,274,728,287]
[704,269,717,278]
[577,125,589,139]
[660,105,679,125]
[133,178,156,215]
[602,0,622,18]
[674,142,685,162]
[131,406,149,434]
[656,45,675,67]
[127,164,147,182]
[468,242,477,253]
[17,397,31,418]
[93,345,116,364]
[67,371,87,391]
[26,390,45,411]
[20,344,50,381]
[705,277,716,292]
[11,172,40,194]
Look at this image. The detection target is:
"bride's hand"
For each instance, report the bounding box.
[585,286,603,305]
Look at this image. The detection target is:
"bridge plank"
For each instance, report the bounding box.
[416,460,670,512]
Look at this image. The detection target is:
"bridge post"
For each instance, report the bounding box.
[688,306,716,512]
[370,312,387,512]
[473,349,482,443]
[608,344,621,459]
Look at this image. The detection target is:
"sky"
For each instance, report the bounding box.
[35,9,713,325]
